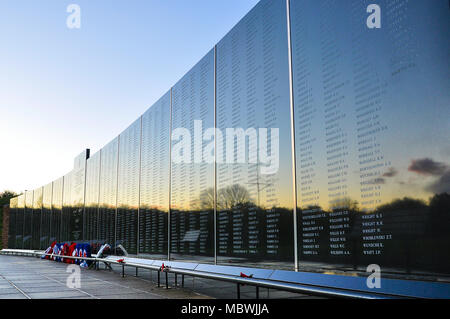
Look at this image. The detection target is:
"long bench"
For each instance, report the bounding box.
[1,249,449,299]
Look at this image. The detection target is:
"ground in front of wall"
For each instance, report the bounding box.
[0,254,323,299]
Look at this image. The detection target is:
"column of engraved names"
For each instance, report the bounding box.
[170,80,187,254]
[260,2,282,256]
[320,1,351,257]
[301,209,326,256]
[350,1,393,257]
[157,103,169,254]
[291,2,327,258]
[187,72,196,255]
[197,57,213,255]
[216,34,230,255]
[245,11,260,256]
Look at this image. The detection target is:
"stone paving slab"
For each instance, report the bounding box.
[0,294,28,299]
[27,291,91,299]
[0,288,21,295]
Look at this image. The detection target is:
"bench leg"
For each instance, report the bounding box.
[175,274,177,287]
[237,283,241,299]
[256,286,259,299]
[157,271,160,288]
[122,264,125,278]
[182,274,185,287]
[136,267,138,277]
[165,272,169,289]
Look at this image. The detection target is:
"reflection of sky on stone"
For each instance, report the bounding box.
[292,0,450,212]
[172,1,450,213]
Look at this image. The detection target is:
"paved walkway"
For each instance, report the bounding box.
[0,255,211,299]
[0,255,321,299]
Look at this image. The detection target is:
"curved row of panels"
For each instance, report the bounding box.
[8,0,450,278]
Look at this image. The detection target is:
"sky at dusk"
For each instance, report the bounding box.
[0,0,260,194]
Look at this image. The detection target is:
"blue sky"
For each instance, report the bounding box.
[0,0,260,193]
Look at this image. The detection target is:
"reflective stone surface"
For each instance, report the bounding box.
[215,0,294,268]
[69,150,89,242]
[117,119,141,254]
[170,49,215,261]
[32,187,43,250]
[23,190,34,249]
[61,172,72,243]
[15,195,25,248]
[84,151,100,249]
[139,92,170,258]
[41,182,52,249]
[50,177,63,244]
[8,197,18,249]
[98,138,119,248]
[291,0,450,274]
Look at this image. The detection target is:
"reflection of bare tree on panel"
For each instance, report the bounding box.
[197,187,214,210]
[375,197,427,214]
[218,184,251,210]
[330,197,359,212]
[197,184,252,210]
[37,195,43,207]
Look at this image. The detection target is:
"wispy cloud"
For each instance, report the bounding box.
[426,171,450,194]
[408,158,448,176]
[382,167,398,177]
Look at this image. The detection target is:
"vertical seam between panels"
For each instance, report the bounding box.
[60,177,64,242]
[286,0,299,272]
[115,137,120,252]
[97,150,102,248]
[82,152,88,242]
[214,45,218,265]
[49,182,53,246]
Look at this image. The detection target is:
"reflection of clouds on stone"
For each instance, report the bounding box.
[442,146,450,157]
[426,171,450,194]
[366,177,385,185]
[382,167,398,177]
[408,158,448,176]
[408,158,450,194]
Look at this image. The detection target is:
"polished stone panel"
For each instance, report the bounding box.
[139,91,171,258]
[15,195,25,248]
[98,138,119,248]
[84,151,101,250]
[170,49,215,261]
[8,197,18,248]
[117,119,141,254]
[23,190,34,249]
[50,177,63,243]
[41,182,52,249]
[291,0,450,275]
[216,0,294,268]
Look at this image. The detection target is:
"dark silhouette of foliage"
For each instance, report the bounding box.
[0,191,18,249]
